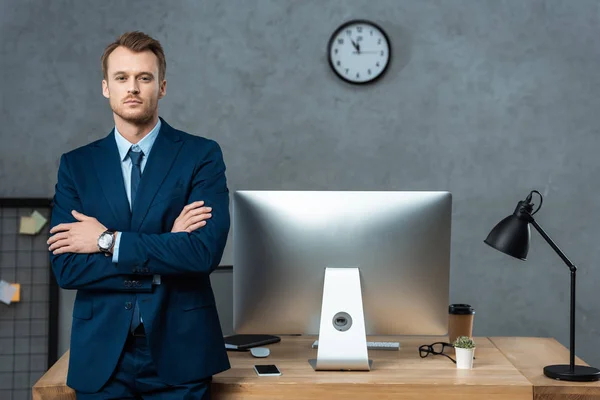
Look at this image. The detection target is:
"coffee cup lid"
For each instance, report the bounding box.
[449,304,475,315]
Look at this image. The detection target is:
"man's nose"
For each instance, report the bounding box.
[128,81,140,94]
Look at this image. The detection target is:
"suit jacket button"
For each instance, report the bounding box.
[125,302,132,310]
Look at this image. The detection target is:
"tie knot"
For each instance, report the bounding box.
[129,148,144,166]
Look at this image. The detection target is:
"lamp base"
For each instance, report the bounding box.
[544,364,600,382]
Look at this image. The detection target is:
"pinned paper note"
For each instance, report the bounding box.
[31,210,48,232]
[18,210,48,235]
[19,216,38,235]
[0,280,18,305]
[10,284,20,302]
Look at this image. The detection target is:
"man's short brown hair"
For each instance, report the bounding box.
[101,31,166,81]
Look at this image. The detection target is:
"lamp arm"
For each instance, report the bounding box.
[529,218,577,273]
[529,216,577,371]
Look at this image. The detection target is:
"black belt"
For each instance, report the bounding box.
[132,323,146,337]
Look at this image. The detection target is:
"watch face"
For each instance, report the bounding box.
[99,233,112,249]
[328,20,391,84]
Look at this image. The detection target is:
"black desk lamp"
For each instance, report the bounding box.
[484,190,600,382]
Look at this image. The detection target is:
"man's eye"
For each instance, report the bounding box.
[116,76,125,81]
[140,77,151,81]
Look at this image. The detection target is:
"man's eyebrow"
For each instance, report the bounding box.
[112,71,155,77]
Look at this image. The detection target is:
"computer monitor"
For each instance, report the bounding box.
[232,191,452,370]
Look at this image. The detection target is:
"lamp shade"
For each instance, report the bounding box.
[484,209,531,260]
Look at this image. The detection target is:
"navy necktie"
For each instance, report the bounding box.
[129,148,144,332]
[129,149,144,208]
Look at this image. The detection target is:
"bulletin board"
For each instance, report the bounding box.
[0,198,58,400]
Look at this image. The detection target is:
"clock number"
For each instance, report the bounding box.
[370,30,373,36]
[368,69,372,75]
[345,68,349,74]
[356,73,360,78]
[380,50,385,56]
[334,48,338,54]
[376,62,380,67]
[378,39,382,45]
[346,29,352,36]
[336,61,341,66]
[357,36,363,42]
[337,38,344,45]
[356,26,363,33]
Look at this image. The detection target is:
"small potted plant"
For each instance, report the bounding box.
[453,336,475,369]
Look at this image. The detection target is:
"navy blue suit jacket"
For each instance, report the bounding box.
[49,118,230,393]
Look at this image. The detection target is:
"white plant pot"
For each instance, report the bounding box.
[455,347,475,369]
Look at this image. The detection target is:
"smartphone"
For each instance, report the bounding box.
[254,364,281,376]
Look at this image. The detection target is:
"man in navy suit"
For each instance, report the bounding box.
[47,31,230,399]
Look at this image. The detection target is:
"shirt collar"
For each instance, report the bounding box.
[114,119,162,162]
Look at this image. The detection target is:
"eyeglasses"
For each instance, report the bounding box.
[418,342,456,364]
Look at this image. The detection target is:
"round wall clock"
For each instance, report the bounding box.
[328,19,391,84]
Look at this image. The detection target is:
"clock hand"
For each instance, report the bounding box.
[352,51,379,54]
[351,39,360,53]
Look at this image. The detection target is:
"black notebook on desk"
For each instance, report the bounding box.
[223,334,281,350]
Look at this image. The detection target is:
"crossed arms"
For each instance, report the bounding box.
[48,141,230,292]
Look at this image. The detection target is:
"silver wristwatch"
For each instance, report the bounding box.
[98,229,116,256]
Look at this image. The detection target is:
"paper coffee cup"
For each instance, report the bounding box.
[448,304,475,345]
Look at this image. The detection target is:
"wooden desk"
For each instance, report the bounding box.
[33,336,600,400]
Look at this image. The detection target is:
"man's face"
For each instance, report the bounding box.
[102,46,166,125]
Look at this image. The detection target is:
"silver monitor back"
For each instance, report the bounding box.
[233,191,452,336]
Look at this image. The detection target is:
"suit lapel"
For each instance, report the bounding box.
[92,130,132,230]
[131,120,183,231]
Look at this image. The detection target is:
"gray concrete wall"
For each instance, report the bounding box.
[2,0,599,367]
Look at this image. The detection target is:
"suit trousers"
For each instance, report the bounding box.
[74,327,212,400]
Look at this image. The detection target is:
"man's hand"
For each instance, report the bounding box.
[48,210,107,255]
[171,201,212,233]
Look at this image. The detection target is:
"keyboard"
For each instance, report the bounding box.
[311,340,400,351]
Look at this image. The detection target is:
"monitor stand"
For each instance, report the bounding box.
[308,267,372,371]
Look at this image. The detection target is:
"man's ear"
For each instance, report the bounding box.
[158,80,167,99]
[102,80,109,99]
